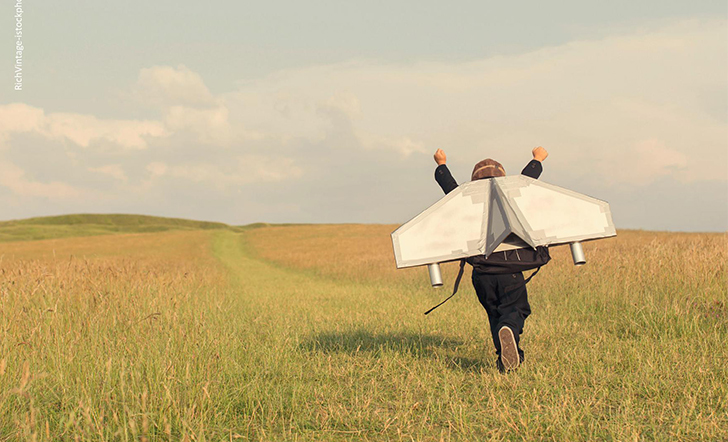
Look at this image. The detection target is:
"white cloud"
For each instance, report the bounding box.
[146,155,303,190]
[0,161,83,199]
[324,92,361,116]
[44,112,168,150]
[238,154,304,182]
[359,134,427,157]
[146,162,168,177]
[0,18,725,230]
[224,18,727,185]
[131,65,265,146]
[89,164,128,181]
[162,105,234,146]
[602,139,689,186]
[0,104,45,144]
[0,103,168,150]
[134,64,216,108]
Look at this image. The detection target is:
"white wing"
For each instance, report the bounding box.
[391,176,616,269]
[496,176,616,246]
[392,180,490,268]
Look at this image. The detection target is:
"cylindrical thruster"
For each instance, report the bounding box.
[427,263,443,287]
[570,242,586,266]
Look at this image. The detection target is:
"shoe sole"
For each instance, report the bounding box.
[499,326,520,371]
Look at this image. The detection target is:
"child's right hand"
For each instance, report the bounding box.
[434,149,447,165]
[532,146,548,162]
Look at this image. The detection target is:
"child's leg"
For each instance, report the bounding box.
[495,272,531,360]
[471,272,502,354]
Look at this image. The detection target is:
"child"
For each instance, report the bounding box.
[432,147,548,372]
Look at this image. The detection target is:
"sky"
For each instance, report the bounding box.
[2,1,727,231]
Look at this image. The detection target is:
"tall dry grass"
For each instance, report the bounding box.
[247,225,726,302]
[0,231,231,440]
[1,225,726,440]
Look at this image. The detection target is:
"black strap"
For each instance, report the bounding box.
[523,266,541,284]
[424,263,542,316]
[424,260,466,315]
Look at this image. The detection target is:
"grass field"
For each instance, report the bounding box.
[0,216,726,441]
[0,214,236,243]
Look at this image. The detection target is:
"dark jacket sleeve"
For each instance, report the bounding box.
[521,160,543,179]
[435,164,459,194]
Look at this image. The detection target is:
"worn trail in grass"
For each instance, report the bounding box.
[211,231,492,439]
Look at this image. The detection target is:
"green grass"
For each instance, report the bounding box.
[0,214,250,242]
[2,214,230,228]
[0,218,726,440]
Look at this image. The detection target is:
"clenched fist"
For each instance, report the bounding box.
[434,149,447,165]
[532,146,548,162]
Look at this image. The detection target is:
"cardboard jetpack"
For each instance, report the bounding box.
[391,175,616,287]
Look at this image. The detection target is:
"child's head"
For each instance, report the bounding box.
[471,158,505,180]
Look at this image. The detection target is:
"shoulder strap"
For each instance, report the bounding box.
[424,263,541,316]
[424,260,466,315]
[523,266,542,284]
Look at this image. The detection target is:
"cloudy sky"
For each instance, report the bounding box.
[2,1,726,231]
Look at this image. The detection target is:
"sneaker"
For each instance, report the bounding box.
[498,326,520,372]
[496,357,506,373]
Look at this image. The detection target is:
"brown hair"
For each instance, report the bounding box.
[471,158,505,180]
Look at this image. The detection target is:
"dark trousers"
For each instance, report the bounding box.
[471,271,531,360]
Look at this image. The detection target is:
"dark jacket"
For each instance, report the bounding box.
[434,160,548,274]
[435,160,542,193]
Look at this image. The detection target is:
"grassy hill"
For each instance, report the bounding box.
[0,213,239,242]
